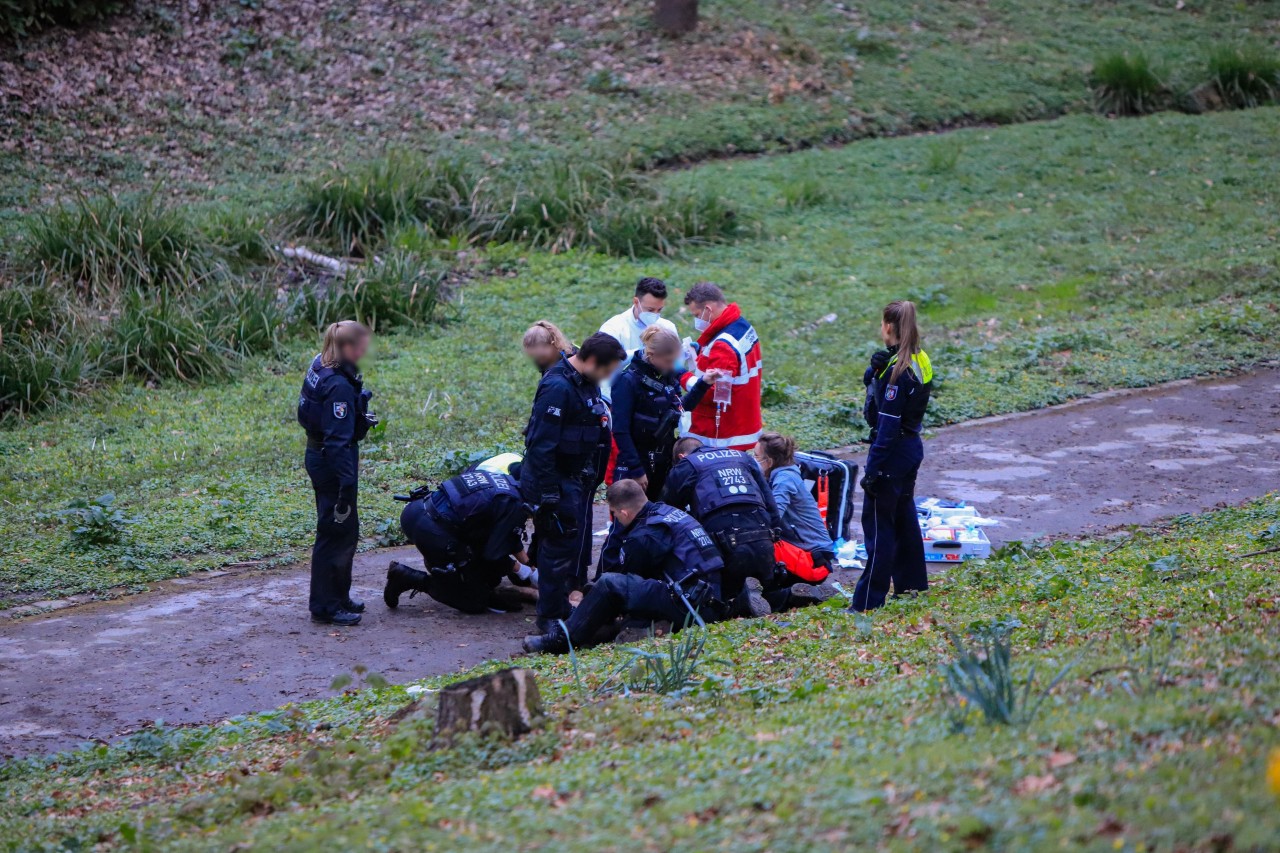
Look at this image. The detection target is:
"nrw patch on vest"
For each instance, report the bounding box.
[333,402,348,419]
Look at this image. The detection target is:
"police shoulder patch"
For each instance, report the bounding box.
[333,402,348,419]
[546,405,562,418]
[884,385,898,401]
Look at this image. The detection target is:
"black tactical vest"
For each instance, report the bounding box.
[644,503,724,585]
[685,448,767,515]
[440,470,519,522]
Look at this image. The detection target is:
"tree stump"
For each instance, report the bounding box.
[654,0,697,35]
[435,667,543,742]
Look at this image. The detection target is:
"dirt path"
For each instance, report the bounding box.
[2,369,1277,758]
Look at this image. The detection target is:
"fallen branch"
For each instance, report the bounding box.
[277,245,356,275]
[1238,544,1280,559]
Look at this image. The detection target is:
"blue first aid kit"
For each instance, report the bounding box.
[916,498,993,564]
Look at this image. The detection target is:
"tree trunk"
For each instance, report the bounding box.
[434,667,544,742]
[654,0,697,35]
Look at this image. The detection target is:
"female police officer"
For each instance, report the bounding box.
[297,321,377,626]
[851,300,932,612]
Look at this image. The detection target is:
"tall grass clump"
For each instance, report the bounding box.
[1091,52,1165,116]
[106,289,237,383]
[0,278,99,417]
[25,192,214,296]
[1207,43,1279,109]
[497,161,741,258]
[939,619,1072,729]
[295,153,487,256]
[301,241,454,332]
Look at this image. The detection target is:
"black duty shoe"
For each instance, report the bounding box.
[731,577,772,619]
[384,561,430,609]
[522,628,569,655]
[344,597,366,613]
[787,581,837,609]
[312,610,362,627]
[534,616,564,635]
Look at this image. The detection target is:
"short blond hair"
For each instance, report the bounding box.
[640,325,680,360]
[320,320,370,368]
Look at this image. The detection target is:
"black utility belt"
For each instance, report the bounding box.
[713,526,773,549]
[306,435,325,450]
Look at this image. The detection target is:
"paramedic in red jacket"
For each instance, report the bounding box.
[681,281,763,451]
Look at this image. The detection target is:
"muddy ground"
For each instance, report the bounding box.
[1,368,1277,757]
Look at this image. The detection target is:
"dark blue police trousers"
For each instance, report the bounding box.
[851,468,928,612]
[305,448,358,618]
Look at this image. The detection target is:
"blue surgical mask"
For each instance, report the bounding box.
[693,316,710,332]
[637,311,661,327]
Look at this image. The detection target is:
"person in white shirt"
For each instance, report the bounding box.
[598,277,679,402]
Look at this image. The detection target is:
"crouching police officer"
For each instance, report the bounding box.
[522,480,726,654]
[297,321,377,626]
[663,437,780,617]
[384,466,532,614]
[522,332,626,631]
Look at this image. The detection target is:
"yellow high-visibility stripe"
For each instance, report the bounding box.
[879,350,933,384]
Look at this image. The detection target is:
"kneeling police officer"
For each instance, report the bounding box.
[522,480,726,654]
[664,436,780,617]
[384,466,531,614]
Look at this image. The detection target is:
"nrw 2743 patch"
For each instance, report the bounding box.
[333,402,348,419]
[884,386,898,401]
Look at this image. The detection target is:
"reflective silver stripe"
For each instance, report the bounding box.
[685,429,763,448]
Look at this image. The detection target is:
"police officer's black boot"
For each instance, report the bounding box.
[384,561,431,609]
[521,622,569,655]
[344,596,366,613]
[730,577,772,619]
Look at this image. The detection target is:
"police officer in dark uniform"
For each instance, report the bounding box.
[852,300,933,612]
[297,321,376,626]
[522,480,726,654]
[383,468,531,614]
[610,325,715,499]
[664,436,781,617]
[522,332,626,630]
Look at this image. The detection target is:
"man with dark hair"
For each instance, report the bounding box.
[664,437,779,617]
[522,479,727,654]
[383,468,532,614]
[522,331,626,630]
[598,277,679,403]
[681,281,763,452]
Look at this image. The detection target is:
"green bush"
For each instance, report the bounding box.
[55,493,136,546]
[1091,52,1165,116]
[0,0,124,39]
[26,192,214,297]
[1207,43,1279,109]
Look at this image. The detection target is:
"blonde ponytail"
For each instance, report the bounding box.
[320,320,371,368]
[884,301,921,383]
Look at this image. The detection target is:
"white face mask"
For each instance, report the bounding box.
[637,311,661,327]
[693,316,710,332]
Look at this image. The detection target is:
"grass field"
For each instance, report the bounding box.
[2,497,1277,849]
[2,107,1277,606]
[2,0,1276,212]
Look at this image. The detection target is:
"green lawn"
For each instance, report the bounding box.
[3,497,1277,849]
[2,107,1278,606]
[1,0,1274,212]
